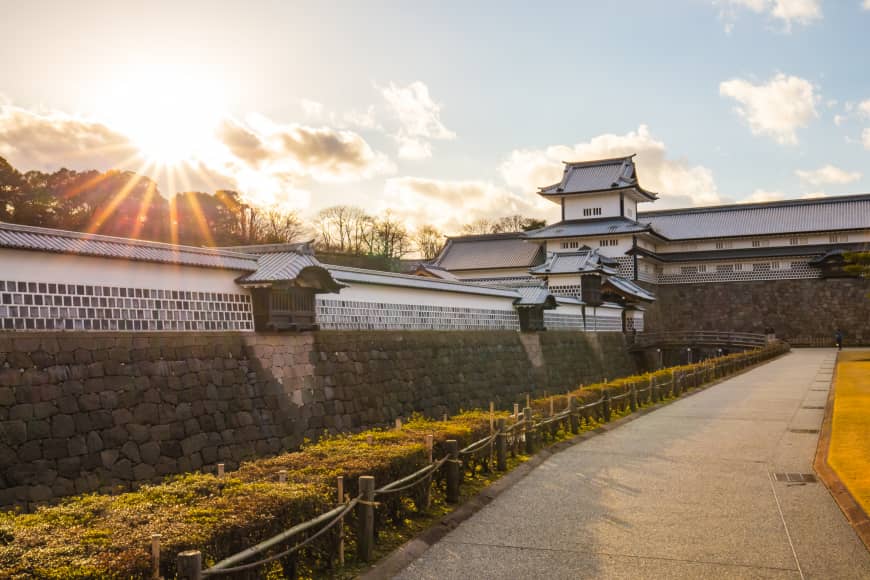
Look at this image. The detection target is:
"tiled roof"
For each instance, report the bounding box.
[514,285,556,307]
[237,252,336,284]
[631,242,868,263]
[0,221,258,271]
[435,234,544,271]
[326,265,520,298]
[538,156,656,199]
[639,194,870,240]
[413,264,461,281]
[530,249,619,275]
[524,218,650,240]
[604,276,656,302]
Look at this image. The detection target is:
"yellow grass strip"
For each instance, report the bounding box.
[829,351,870,514]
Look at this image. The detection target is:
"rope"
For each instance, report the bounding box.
[202,498,359,576]
[374,456,448,496]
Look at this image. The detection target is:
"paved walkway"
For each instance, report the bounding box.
[394,349,870,579]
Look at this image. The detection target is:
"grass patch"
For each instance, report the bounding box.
[829,350,870,514]
[0,343,787,579]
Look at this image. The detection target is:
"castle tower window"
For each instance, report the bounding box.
[583,207,603,217]
[829,234,848,243]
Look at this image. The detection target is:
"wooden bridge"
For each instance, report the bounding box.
[629,331,769,351]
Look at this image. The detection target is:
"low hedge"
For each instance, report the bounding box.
[0,342,788,578]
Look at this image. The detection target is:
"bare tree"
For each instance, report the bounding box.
[260,206,304,243]
[314,205,373,253]
[461,217,494,235]
[368,212,411,259]
[415,224,443,260]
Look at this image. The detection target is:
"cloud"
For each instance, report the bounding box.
[715,0,822,31]
[381,176,558,234]
[380,81,456,160]
[834,114,847,126]
[0,103,140,172]
[864,0,870,10]
[212,115,395,208]
[740,188,828,203]
[299,99,383,131]
[859,99,870,118]
[498,125,721,209]
[863,128,870,150]
[719,73,819,144]
[0,100,394,212]
[795,164,861,186]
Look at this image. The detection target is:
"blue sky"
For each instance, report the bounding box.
[1,0,869,232]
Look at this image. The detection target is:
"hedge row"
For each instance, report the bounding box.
[0,342,788,578]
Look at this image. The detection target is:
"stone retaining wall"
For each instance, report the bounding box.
[642,278,870,346]
[0,330,635,508]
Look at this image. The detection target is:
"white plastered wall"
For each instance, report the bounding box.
[0,248,249,294]
[563,193,622,220]
[319,280,517,311]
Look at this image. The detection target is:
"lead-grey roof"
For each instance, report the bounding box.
[604,276,656,302]
[538,155,656,199]
[326,265,520,298]
[238,252,330,283]
[524,217,650,240]
[530,249,619,276]
[434,234,545,271]
[631,242,867,263]
[513,285,556,307]
[0,221,258,271]
[639,194,870,240]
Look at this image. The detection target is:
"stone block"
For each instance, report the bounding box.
[160,440,183,459]
[57,456,81,477]
[133,403,159,425]
[133,463,156,481]
[121,441,140,463]
[92,411,115,430]
[18,440,41,462]
[56,396,78,414]
[140,441,160,465]
[67,435,87,457]
[43,438,69,460]
[102,426,128,447]
[127,423,150,443]
[87,431,104,453]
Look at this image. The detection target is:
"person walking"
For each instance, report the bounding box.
[835,328,844,350]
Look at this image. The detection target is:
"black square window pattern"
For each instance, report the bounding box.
[0,279,254,332]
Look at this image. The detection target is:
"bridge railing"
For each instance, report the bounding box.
[630,330,769,349]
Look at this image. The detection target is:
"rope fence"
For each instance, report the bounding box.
[172,343,787,579]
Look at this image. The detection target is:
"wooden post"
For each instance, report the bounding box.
[629,384,638,412]
[442,413,448,422]
[425,434,434,464]
[176,550,202,580]
[151,534,161,580]
[216,463,224,478]
[526,393,531,408]
[603,392,612,422]
[650,375,657,403]
[278,469,287,483]
[513,403,519,420]
[423,434,433,509]
[523,407,534,454]
[357,476,375,562]
[366,434,373,445]
[395,417,402,430]
[445,440,460,504]
[495,418,507,471]
[548,398,554,417]
[337,476,345,567]
[568,396,579,434]
[489,401,495,434]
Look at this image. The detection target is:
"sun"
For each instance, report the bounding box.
[97,64,226,165]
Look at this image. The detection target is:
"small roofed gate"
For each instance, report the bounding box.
[235,247,346,332]
[251,286,318,331]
